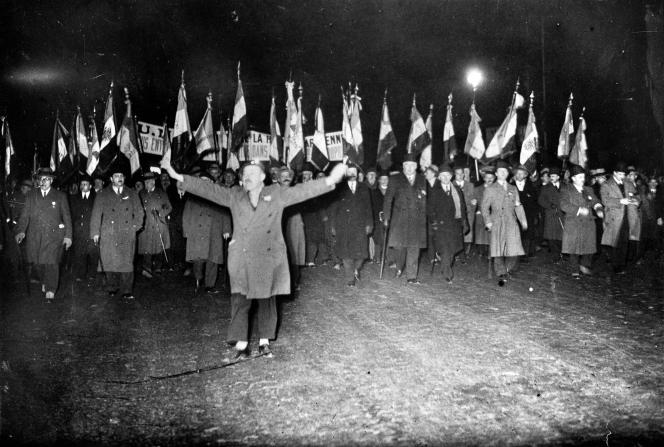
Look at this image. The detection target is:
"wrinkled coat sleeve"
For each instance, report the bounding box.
[182,175,233,208]
[282,178,335,207]
[132,193,145,231]
[60,194,73,240]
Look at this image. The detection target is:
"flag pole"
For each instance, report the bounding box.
[471,85,479,180]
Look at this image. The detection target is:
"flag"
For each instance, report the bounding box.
[86,111,101,174]
[376,98,397,171]
[116,91,141,175]
[557,95,574,159]
[160,120,172,166]
[75,108,89,159]
[419,105,433,170]
[406,96,431,156]
[215,115,228,165]
[287,87,305,171]
[485,91,525,160]
[311,102,329,171]
[464,104,485,160]
[50,114,69,172]
[195,94,216,161]
[443,96,458,162]
[569,114,588,168]
[269,96,283,166]
[99,83,116,153]
[519,94,539,174]
[2,118,14,179]
[341,89,355,161]
[231,72,247,156]
[284,80,298,165]
[348,87,364,165]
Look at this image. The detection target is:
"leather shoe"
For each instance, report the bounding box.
[258,344,273,358]
[346,279,356,287]
[141,269,153,279]
[579,265,593,276]
[406,278,420,285]
[122,293,135,300]
[205,286,220,294]
[395,269,403,278]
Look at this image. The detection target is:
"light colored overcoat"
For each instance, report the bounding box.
[481,181,527,257]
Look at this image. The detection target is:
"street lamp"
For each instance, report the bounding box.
[466,68,483,103]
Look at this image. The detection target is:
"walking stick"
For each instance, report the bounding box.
[152,209,170,265]
[379,221,389,279]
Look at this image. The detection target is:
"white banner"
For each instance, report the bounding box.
[304,130,343,162]
[138,121,173,156]
[238,130,272,161]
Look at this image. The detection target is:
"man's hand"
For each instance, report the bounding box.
[63,237,72,250]
[485,222,493,231]
[223,233,230,239]
[383,219,389,228]
[15,232,25,244]
[597,210,605,219]
[325,162,348,186]
[521,223,528,231]
[93,235,100,245]
[365,225,372,235]
[161,158,184,183]
[330,227,336,237]
[619,198,630,205]
[471,199,478,206]
[657,217,663,226]
[578,207,590,217]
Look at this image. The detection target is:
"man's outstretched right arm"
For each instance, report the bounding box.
[162,159,232,208]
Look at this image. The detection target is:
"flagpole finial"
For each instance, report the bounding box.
[237,61,241,80]
[124,87,130,102]
[429,103,434,112]
[271,87,275,100]
[181,70,185,86]
[299,82,303,97]
[207,91,213,109]
[288,69,292,82]
[448,93,453,105]
[76,105,81,114]
[412,93,416,106]
[92,105,96,117]
[110,80,114,89]
[354,83,359,95]
[529,91,535,107]
[568,92,574,106]
[383,88,388,103]
[580,106,586,117]
[318,94,322,107]
[515,77,520,91]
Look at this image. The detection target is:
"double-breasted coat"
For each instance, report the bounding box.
[600,177,641,247]
[69,191,97,255]
[329,181,373,260]
[16,188,72,265]
[138,188,172,254]
[427,181,468,256]
[90,186,145,272]
[182,195,232,264]
[382,173,427,248]
[538,183,564,241]
[481,182,527,258]
[559,184,603,255]
[181,175,334,299]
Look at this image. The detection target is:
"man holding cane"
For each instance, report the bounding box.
[161,157,347,360]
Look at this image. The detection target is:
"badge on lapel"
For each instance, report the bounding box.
[51,201,57,208]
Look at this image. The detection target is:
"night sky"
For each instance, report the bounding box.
[0,0,657,175]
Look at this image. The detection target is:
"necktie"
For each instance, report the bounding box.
[42,191,45,198]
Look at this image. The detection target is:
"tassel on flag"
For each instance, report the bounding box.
[268,95,283,167]
[311,96,329,171]
[116,88,141,175]
[464,103,485,160]
[443,93,458,163]
[519,92,539,174]
[406,94,431,157]
[99,82,116,153]
[2,117,14,179]
[341,86,355,162]
[376,90,397,171]
[86,107,101,175]
[557,93,575,159]
[485,80,525,160]
[231,62,248,158]
[569,108,588,168]
[50,112,69,172]
[287,83,305,171]
[348,84,364,166]
[419,104,434,170]
[195,92,217,161]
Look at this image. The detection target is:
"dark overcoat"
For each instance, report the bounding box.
[329,181,373,259]
[16,188,72,265]
[370,187,387,248]
[514,179,539,227]
[301,196,326,245]
[69,191,97,254]
[182,195,231,264]
[166,186,187,256]
[90,186,145,272]
[182,175,334,299]
[138,188,172,254]
[559,184,602,255]
[481,182,527,257]
[382,173,427,248]
[473,183,491,245]
[538,183,564,241]
[455,180,476,243]
[427,181,468,256]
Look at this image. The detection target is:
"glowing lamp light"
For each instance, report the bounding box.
[466,68,483,90]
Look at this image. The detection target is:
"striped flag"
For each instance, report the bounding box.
[231,66,247,157]
[269,96,283,166]
[287,86,305,172]
[215,115,228,165]
[464,104,485,160]
[195,93,217,161]
[443,95,457,162]
[557,94,575,159]
[160,120,172,166]
[99,82,116,153]
[86,110,101,174]
[50,114,69,172]
[519,92,539,174]
[284,80,298,165]
[406,95,431,157]
[116,89,141,175]
[349,86,364,165]
[569,113,588,168]
[485,90,525,160]
[341,89,355,161]
[173,80,191,140]
[2,118,14,179]
[376,96,397,170]
[311,101,329,171]
[419,104,433,170]
[75,108,89,159]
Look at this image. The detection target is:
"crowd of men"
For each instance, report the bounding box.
[2,153,664,355]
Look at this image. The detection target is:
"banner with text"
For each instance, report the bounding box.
[304,130,343,162]
[138,121,173,156]
[238,130,272,161]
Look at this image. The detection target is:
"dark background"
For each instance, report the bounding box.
[0,0,660,175]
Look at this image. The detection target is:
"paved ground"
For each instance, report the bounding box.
[1,250,663,446]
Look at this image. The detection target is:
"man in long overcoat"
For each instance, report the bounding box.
[90,160,145,299]
[383,155,427,284]
[538,166,564,262]
[182,172,232,293]
[15,168,72,300]
[481,161,527,280]
[137,171,172,277]
[301,164,329,266]
[428,164,468,282]
[278,167,306,290]
[600,162,640,273]
[329,164,373,286]
[69,174,98,281]
[473,166,495,257]
[163,158,347,359]
[453,165,476,261]
[512,164,539,259]
[371,170,389,264]
[560,165,604,277]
